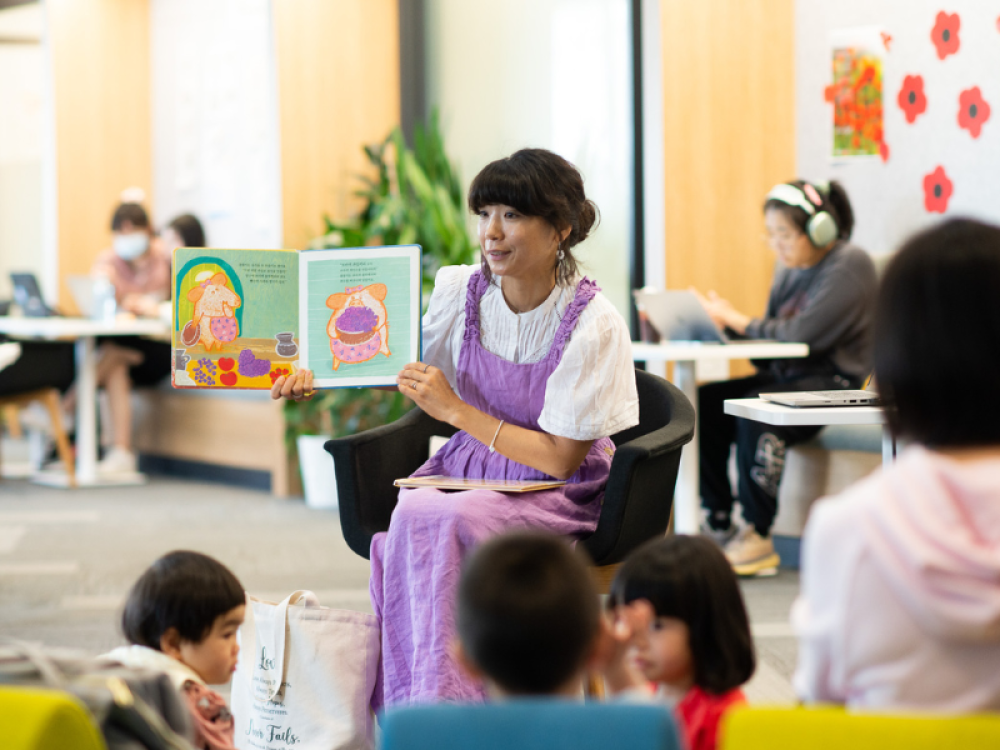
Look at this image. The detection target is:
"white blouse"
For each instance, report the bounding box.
[421,265,639,441]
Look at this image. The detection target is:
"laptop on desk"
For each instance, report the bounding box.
[633,289,773,344]
[10,272,58,317]
[760,390,881,408]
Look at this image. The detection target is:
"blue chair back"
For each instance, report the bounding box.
[380,700,681,750]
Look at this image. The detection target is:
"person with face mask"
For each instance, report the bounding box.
[80,196,173,475]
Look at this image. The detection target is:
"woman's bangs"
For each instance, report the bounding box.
[468,161,540,215]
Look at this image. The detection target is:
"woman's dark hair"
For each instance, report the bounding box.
[457,531,599,695]
[121,550,245,648]
[763,179,854,242]
[111,202,151,232]
[468,148,599,285]
[874,217,1000,447]
[609,536,755,694]
[167,213,206,248]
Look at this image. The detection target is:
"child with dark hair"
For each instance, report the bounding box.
[453,530,601,698]
[106,550,246,750]
[602,536,755,750]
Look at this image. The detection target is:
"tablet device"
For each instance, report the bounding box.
[394,476,567,492]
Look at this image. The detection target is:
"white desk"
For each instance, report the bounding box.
[631,341,810,534]
[0,316,170,487]
[724,398,893,464]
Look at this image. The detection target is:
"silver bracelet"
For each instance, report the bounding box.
[488,419,505,454]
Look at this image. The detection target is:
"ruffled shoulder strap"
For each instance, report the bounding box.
[463,269,490,341]
[549,277,600,359]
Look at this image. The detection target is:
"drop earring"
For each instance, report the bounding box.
[556,243,565,262]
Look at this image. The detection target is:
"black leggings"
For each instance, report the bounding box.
[698,372,853,536]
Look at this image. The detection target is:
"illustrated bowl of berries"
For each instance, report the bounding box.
[335,306,378,345]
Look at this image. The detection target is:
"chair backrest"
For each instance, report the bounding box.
[581,369,695,565]
[611,368,687,446]
[720,706,1000,750]
[381,701,681,750]
[0,686,106,750]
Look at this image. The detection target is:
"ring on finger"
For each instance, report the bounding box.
[412,380,419,391]
[423,364,429,373]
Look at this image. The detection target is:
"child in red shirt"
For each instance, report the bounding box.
[601,536,755,750]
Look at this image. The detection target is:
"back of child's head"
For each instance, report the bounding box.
[122,550,245,649]
[609,536,755,694]
[457,530,599,695]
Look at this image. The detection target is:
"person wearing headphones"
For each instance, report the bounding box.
[693,180,877,576]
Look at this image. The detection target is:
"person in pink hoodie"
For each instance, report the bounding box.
[793,217,1000,712]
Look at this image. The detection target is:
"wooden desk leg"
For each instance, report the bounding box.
[672,360,700,534]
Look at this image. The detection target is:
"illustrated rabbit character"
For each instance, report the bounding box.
[326,283,391,370]
[187,271,242,351]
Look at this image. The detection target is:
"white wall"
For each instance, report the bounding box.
[150,0,282,248]
[0,3,44,301]
[425,0,633,319]
[797,0,1000,255]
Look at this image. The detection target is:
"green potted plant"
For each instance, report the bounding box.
[289,112,478,505]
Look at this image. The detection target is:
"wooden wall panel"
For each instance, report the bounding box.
[274,0,400,250]
[660,0,795,329]
[46,0,151,310]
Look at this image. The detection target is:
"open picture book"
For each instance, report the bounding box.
[171,245,422,390]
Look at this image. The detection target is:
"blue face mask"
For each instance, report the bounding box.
[113,233,149,260]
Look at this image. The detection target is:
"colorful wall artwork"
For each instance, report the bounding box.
[827,28,885,159]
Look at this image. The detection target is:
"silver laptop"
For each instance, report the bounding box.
[760,390,881,408]
[66,275,96,317]
[633,289,768,344]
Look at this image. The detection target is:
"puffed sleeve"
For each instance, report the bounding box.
[538,295,639,440]
[420,265,471,390]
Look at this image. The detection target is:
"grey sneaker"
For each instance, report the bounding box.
[700,520,739,548]
[724,527,780,576]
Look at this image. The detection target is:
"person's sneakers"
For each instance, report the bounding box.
[700,520,739,548]
[96,447,137,476]
[724,527,780,577]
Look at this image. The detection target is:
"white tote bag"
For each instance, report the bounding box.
[232,591,380,750]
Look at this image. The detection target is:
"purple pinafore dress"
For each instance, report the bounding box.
[368,271,615,709]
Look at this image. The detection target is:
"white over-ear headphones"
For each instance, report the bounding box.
[765,182,839,247]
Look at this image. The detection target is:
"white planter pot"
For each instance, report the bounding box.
[297,435,338,509]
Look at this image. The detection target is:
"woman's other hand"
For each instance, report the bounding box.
[271,369,315,401]
[396,362,462,423]
[690,287,751,336]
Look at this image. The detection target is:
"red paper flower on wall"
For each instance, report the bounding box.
[958,86,991,138]
[931,11,960,60]
[923,166,953,213]
[898,75,927,123]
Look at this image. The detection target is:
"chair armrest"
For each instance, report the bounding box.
[326,407,457,559]
[582,406,695,565]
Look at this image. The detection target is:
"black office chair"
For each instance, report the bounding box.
[325,368,695,586]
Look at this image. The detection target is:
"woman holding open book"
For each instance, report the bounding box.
[275,148,638,707]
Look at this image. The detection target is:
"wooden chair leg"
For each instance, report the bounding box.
[590,563,621,596]
[584,671,606,701]
[3,405,22,438]
[41,390,75,488]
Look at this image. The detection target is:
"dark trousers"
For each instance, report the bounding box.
[698,372,848,536]
[0,341,76,395]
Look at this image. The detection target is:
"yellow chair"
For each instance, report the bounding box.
[0,686,106,750]
[720,706,1000,750]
